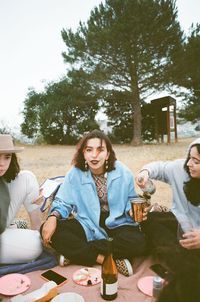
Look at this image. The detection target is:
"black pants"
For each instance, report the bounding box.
[42,218,147,266]
[141,212,200,273]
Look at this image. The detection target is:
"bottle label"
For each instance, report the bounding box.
[100,279,118,295]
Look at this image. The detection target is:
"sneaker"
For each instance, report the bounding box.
[115,259,133,277]
[9,219,28,229]
[59,254,70,267]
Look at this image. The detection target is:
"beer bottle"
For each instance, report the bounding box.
[100,237,118,300]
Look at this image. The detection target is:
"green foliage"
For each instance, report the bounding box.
[23,0,198,143]
[175,24,200,122]
[21,73,99,144]
[61,0,183,144]
[104,93,155,143]
[179,95,200,123]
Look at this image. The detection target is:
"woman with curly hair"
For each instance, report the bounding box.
[41,130,147,277]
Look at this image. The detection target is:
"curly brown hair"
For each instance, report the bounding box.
[2,153,20,183]
[72,130,117,172]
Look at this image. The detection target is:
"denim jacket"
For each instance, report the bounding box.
[50,160,138,241]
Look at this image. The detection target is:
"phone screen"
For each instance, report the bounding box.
[150,264,170,280]
[41,269,67,286]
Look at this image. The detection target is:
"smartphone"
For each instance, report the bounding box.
[41,269,67,286]
[150,264,173,281]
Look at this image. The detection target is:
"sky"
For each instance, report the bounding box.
[0,0,200,133]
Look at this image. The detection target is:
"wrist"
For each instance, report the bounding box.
[47,210,61,220]
[140,169,149,175]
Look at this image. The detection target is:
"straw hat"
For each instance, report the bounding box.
[0,134,24,153]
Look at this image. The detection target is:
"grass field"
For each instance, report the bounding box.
[17,136,195,222]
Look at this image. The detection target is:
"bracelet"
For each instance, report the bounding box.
[47,210,61,220]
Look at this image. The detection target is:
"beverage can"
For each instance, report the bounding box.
[152,276,163,298]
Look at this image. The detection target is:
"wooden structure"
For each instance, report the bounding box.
[150,96,178,143]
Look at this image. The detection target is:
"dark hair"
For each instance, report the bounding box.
[183,144,200,206]
[2,153,20,182]
[157,252,200,302]
[72,130,117,172]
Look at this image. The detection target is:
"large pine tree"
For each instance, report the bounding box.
[61,0,183,145]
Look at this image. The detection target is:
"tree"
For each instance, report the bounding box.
[177,24,200,122]
[21,72,99,144]
[61,0,183,145]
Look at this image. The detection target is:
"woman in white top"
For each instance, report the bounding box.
[0,134,42,263]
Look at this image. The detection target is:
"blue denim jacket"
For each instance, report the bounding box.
[50,161,138,241]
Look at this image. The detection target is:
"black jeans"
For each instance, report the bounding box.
[41,218,147,266]
[141,212,200,273]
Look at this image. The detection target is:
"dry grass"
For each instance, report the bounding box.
[16,137,195,223]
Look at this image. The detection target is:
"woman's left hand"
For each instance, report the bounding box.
[179,229,200,249]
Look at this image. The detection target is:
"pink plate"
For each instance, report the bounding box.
[0,273,31,296]
[137,276,154,297]
[73,267,101,286]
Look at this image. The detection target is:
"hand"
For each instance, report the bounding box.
[129,204,152,221]
[179,229,200,249]
[142,205,153,221]
[135,170,149,190]
[42,216,57,247]
[32,188,44,205]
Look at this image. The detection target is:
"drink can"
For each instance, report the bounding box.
[153,276,163,298]
[130,197,148,223]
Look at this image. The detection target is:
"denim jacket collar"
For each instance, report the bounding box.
[81,162,121,186]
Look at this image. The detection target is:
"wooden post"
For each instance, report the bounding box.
[166,105,170,144]
[174,104,178,142]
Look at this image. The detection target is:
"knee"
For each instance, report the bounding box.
[0,229,42,264]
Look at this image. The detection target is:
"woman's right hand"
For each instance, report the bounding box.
[135,170,149,190]
[42,216,57,246]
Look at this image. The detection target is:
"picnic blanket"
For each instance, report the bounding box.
[0,256,157,302]
[0,250,58,277]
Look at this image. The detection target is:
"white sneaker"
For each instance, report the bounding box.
[59,254,70,267]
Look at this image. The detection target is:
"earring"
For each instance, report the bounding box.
[85,161,88,170]
[105,160,108,171]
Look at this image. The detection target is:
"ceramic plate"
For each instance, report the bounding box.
[73,267,101,286]
[137,276,154,296]
[51,292,85,302]
[0,273,31,296]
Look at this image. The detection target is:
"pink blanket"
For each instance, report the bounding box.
[1,257,156,301]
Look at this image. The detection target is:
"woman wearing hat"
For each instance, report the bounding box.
[0,134,42,263]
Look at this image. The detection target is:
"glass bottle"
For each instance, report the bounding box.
[138,178,156,201]
[142,179,156,195]
[100,237,118,300]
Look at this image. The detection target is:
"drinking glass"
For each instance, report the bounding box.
[130,197,148,223]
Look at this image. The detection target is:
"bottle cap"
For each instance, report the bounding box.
[153,276,163,288]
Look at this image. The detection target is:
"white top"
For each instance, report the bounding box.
[5,170,40,226]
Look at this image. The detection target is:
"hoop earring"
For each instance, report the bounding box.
[105,160,108,171]
[85,161,88,170]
